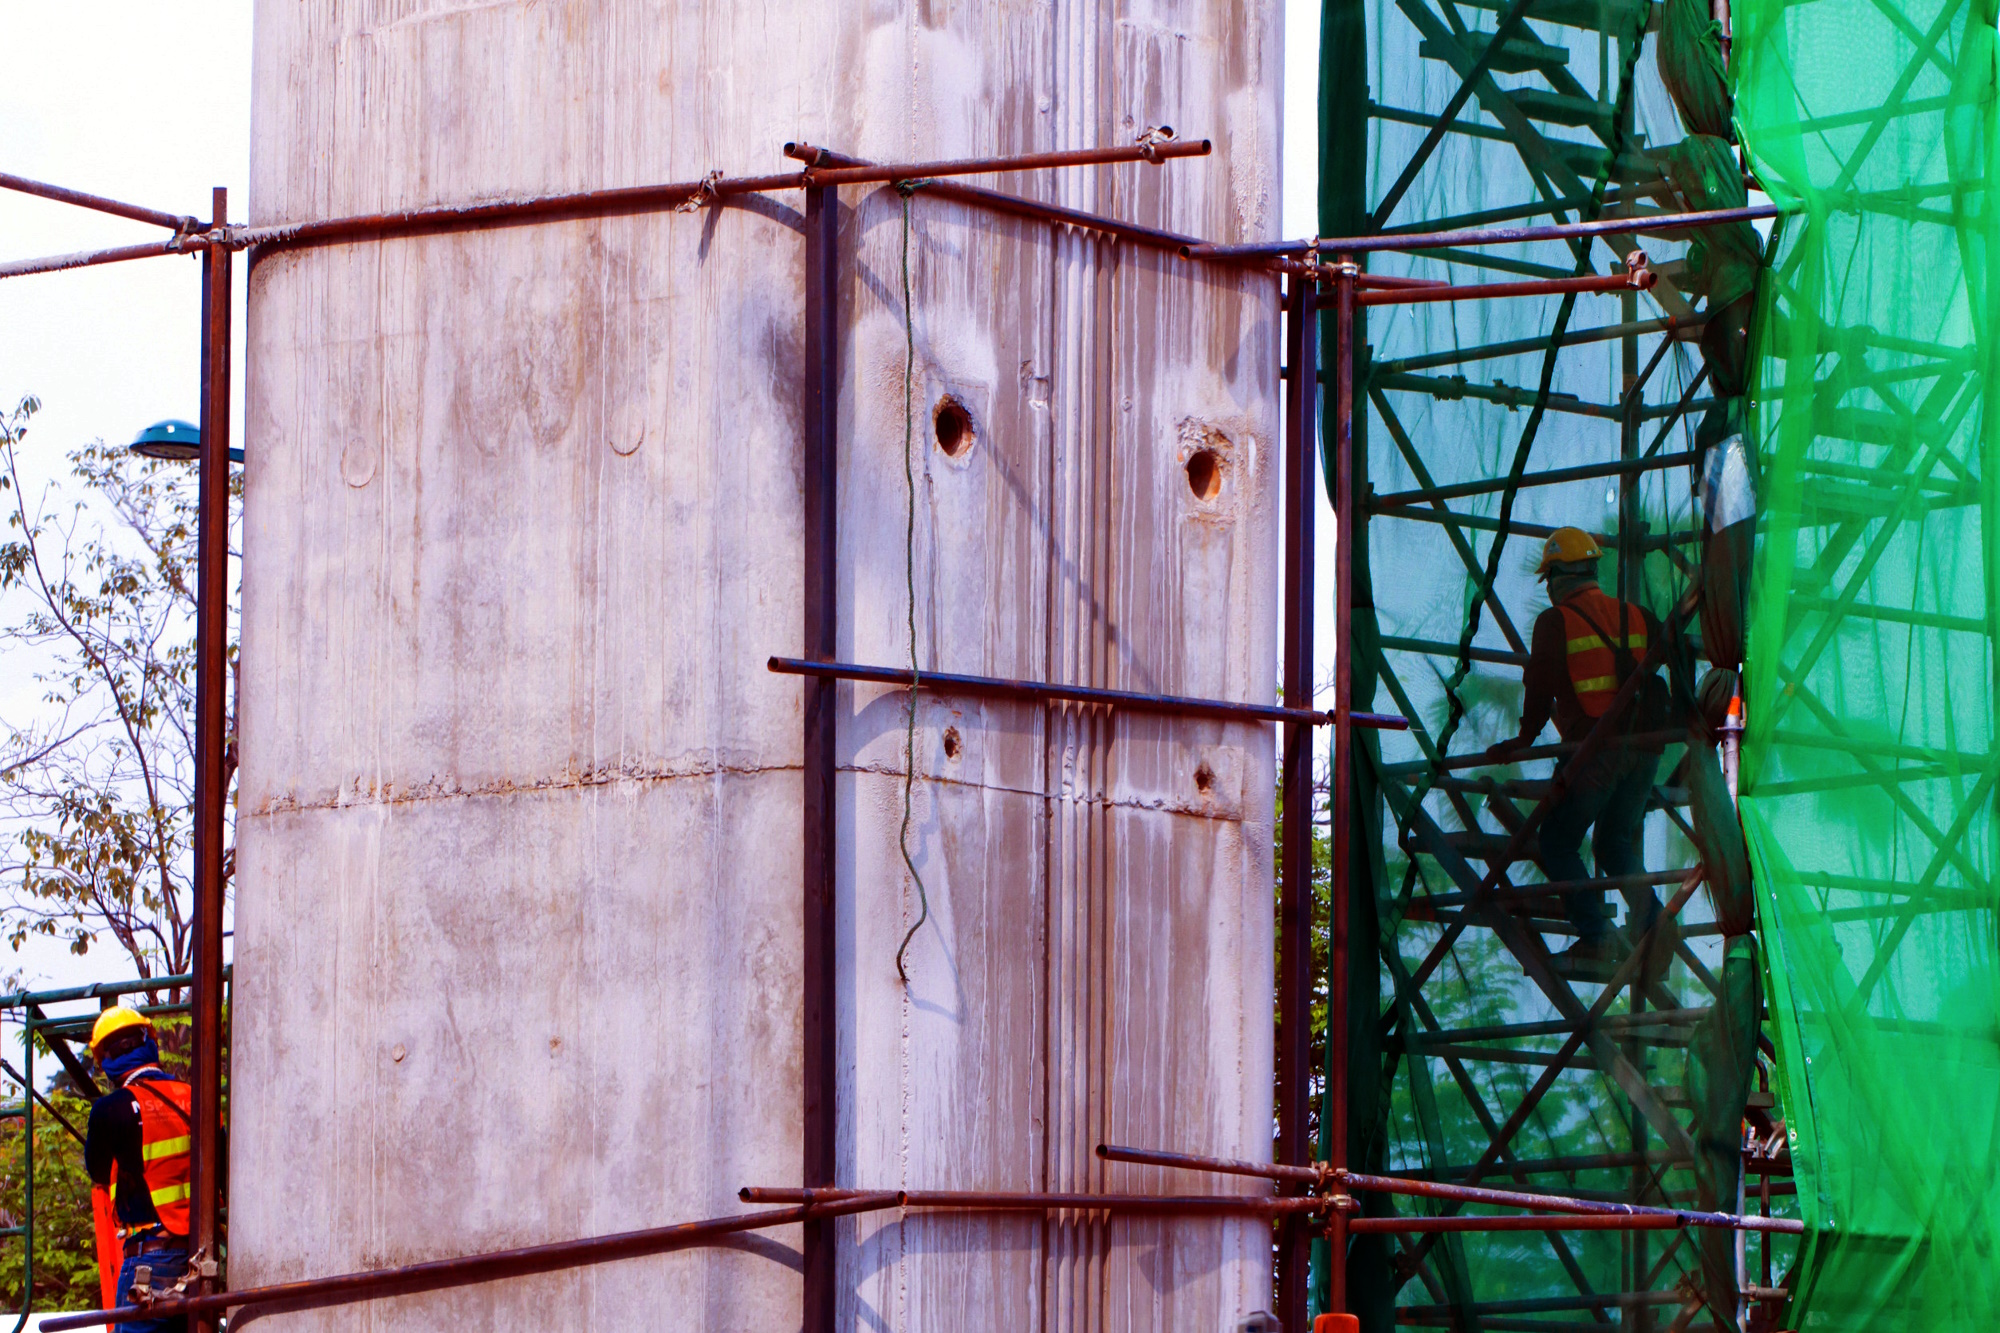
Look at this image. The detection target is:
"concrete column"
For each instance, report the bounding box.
[236,4,1281,1328]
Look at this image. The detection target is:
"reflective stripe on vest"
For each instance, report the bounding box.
[1557,590,1646,718]
[109,1075,194,1237]
[108,1179,190,1207]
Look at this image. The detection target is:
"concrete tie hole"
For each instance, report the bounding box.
[934,396,975,457]
[1194,761,1215,795]
[942,726,963,762]
[1185,448,1223,501]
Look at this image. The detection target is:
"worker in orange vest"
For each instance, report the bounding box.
[84,1007,196,1331]
[1484,527,1669,972]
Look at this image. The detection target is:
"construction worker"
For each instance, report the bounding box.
[84,1007,194,1331]
[1483,527,1668,968]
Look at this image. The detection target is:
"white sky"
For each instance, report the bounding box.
[0,3,1324,992]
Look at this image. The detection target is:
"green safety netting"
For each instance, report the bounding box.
[1735,0,2000,1326]
[1315,0,1784,1323]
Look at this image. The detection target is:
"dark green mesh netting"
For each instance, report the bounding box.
[1316,0,1778,1323]
[1735,0,2000,1326]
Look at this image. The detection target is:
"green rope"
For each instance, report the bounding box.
[894,180,932,984]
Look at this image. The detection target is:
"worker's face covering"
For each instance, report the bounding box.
[1546,570,1599,603]
[100,1035,160,1082]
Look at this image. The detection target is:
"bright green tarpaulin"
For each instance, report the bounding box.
[1736,0,2000,1325]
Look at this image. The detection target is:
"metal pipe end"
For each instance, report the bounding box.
[783,142,823,166]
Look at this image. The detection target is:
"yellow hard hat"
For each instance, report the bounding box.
[88,1006,151,1056]
[1536,526,1603,575]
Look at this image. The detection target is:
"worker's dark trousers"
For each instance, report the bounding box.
[115,1245,188,1333]
[1541,744,1661,940]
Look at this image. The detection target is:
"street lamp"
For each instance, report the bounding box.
[127,419,243,463]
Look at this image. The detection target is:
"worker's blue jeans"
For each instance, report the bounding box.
[115,1245,188,1333]
[1541,744,1661,941]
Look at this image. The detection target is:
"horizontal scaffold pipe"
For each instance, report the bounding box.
[1395,1148,1692,1180]
[786,144,1209,255]
[1092,1139,1795,1233]
[1360,103,1649,181]
[1750,765,1953,798]
[1371,449,1698,510]
[239,141,1210,253]
[0,238,193,282]
[1378,371,1715,423]
[0,171,199,232]
[767,657,1409,730]
[1400,1291,1692,1318]
[0,969,226,1011]
[1379,634,1527,667]
[1355,269,1655,306]
[1767,727,1993,770]
[1388,1003,1711,1049]
[1425,773,1693,806]
[1402,866,1696,903]
[1,140,1227,281]
[1375,314,1703,375]
[1401,1042,1629,1069]
[1338,1170,1805,1233]
[1351,1214,1687,1232]
[1095,1143,1325,1185]
[793,138,1210,186]
[40,1194,907,1332]
[1382,730,1686,775]
[1367,505,1700,551]
[1375,372,1622,419]
[1789,594,1986,635]
[740,1186,1316,1216]
[1183,202,1784,259]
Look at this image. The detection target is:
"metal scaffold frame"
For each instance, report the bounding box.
[1200,0,1808,1326]
[0,121,1797,1333]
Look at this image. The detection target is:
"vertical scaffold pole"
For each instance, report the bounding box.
[1329,256,1359,1315]
[800,181,841,1333]
[1278,271,1320,1332]
[189,185,232,1330]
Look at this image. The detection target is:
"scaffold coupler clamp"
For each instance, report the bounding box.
[1136,124,1178,161]
[1623,249,1657,290]
[169,1244,210,1297]
[1330,257,1360,283]
[673,169,725,214]
[126,1242,202,1308]
[164,216,204,253]
[1317,1165,1360,1214]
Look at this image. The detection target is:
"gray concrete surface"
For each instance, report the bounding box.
[235,3,1283,1328]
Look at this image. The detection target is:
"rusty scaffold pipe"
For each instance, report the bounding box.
[39,1195,906,1332]
[768,656,1410,730]
[740,1186,1321,1217]
[0,170,199,232]
[1094,1145,1804,1235]
[0,138,1215,279]
[1181,202,1785,258]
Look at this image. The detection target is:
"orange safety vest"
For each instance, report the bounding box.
[1557,588,1647,718]
[108,1075,193,1237]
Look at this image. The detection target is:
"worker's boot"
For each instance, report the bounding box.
[1551,929,1626,983]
